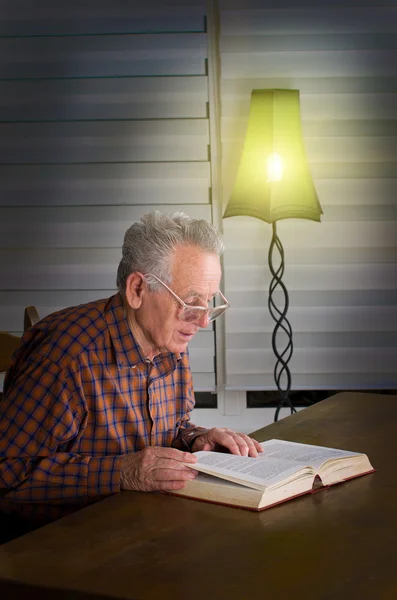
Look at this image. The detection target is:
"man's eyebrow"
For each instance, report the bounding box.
[184,289,216,302]
[184,289,203,300]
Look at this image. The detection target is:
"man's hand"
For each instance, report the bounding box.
[120,446,198,492]
[191,428,263,457]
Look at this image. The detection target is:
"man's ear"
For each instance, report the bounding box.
[125,272,145,309]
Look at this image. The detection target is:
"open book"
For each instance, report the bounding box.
[173,439,375,511]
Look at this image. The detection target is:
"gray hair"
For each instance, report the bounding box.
[116,211,224,294]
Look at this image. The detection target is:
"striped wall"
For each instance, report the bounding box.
[219,0,397,390]
[0,0,217,391]
[2,0,396,399]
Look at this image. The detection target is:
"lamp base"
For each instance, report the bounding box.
[268,222,297,422]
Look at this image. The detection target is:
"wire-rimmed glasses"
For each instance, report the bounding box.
[143,272,229,323]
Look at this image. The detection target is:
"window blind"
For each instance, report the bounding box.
[0,0,216,391]
[219,0,397,391]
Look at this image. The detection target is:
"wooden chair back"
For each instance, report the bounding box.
[0,332,21,402]
[0,332,20,373]
[24,306,40,330]
[1,306,39,400]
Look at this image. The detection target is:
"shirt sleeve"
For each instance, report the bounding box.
[172,426,209,452]
[0,356,123,503]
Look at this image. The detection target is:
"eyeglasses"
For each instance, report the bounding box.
[143,272,230,323]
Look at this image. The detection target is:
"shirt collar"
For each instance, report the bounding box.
[105,293,182,371]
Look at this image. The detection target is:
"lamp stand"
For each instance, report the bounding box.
[268,222,296,421]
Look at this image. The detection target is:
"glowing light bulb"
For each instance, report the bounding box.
[266,153,283,182]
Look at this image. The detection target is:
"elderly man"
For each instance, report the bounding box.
[0,211,262,540]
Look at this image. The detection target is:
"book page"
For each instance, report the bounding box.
[189,439,363,491]
[261,439,361,470]
[190,452,313,491]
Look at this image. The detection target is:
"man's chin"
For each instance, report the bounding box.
[161,341,189,354]
[165,339,190,354]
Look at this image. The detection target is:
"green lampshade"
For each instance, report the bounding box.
[223,89,323,223]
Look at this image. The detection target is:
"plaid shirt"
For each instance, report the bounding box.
[0,293,206,524]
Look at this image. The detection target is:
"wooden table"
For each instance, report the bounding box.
[1,391,397,600]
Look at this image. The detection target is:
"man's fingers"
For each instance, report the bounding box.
[226,432,250,456]
[203,429,263,457]
[154,457,198,474]
[154,466,198,482]
[155,479,191,491]
[233,433,262,457]
[152,447,197,463]
[210,430,241,455]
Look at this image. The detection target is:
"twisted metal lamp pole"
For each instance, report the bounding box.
[223,89,323,425]
[268,222,296,421]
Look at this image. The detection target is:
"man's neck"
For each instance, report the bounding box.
[122,300,160,362]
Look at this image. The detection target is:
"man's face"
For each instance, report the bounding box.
[133,244,222,357]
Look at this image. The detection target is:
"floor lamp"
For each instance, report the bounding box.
[223,89,323,421]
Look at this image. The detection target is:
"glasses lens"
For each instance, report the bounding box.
[180,296,229,323]
[181,307,207,323]
[207,305,228,323]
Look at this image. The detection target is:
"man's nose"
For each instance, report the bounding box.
[197,311,210,328]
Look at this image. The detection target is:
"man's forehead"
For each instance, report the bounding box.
[171,261,221,299]
[171,246,221,280]
[175,276,220,296]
